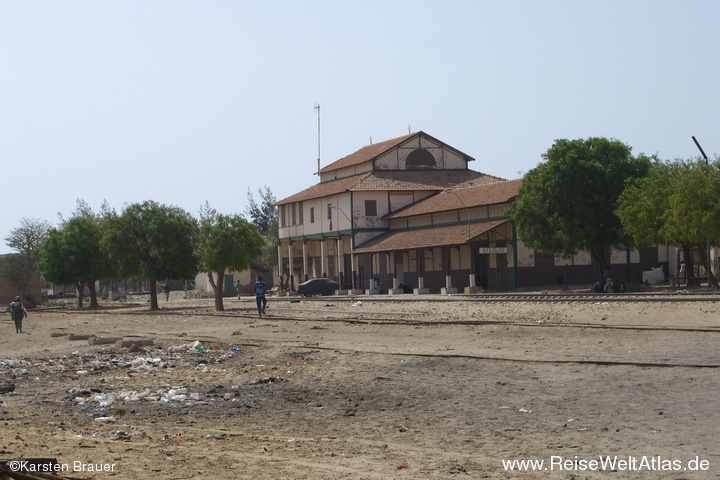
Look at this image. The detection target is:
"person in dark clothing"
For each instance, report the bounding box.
[254,276,267,317]
[10,296,27,333]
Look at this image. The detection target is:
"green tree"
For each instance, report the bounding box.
[195,203,264,311]
[4,217,51,305]
[246,186,277,235]
[105,201,198,310]
[246,186,279,277]
[617,160,694,285]
[616,159,672,246]
[665,161,720,245]
[38,217,110,308]
[509,137,651,279]
[618,158,720,287]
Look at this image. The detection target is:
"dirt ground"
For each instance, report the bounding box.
[1,292,719,479]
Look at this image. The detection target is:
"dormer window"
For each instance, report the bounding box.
[406,149,436,169]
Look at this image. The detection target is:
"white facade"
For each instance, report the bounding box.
[275,131,481,291]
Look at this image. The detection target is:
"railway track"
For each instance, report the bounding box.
[458,292,720,302]
[269,291,720,303]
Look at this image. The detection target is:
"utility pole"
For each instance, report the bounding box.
[315,103,321,175]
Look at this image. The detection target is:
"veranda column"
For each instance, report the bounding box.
[414,248,429,294]
[465,245,483,294]
[350,253,362,294]
[366,253,380,295]
[321,238,326,278]
[336,237,344,291]
[302,241,309,282]
[287,241,294,291]
[277,243,285,296]
[441,246,458,294]
[388,251,403,295]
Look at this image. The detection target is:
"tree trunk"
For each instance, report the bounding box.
[75,282,85,308]
[208,270,225,312]
[89,281,100,309]
[590,246,609,282]
[682,246,694,287]
[149,280,159,310]
[696,247,718,288]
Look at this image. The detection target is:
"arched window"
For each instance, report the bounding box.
[405,149,436,169]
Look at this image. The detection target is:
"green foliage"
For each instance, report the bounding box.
[665,161,720,246]
[196,212,264,274]
[38,217,111,306]
[195,206,264,311]
[40,215,114,308]
[510,137,651,276]
[617,158,720,287]
[616,159,673,247]
[104,201,198,309]
[618,158,720,248]
[246,186,277,235]
[245,186,279,273]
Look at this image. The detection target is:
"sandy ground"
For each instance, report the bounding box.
[1,292,719,479]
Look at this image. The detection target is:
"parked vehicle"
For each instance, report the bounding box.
[297,278,339,297]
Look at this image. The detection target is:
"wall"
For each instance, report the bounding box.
[195,269,255,297]
[319,162,372,182]
[375,136,468,170]
[352,191,388,229]
[278,194,353,241]
[0,254,41,305]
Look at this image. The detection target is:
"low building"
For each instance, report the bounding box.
[195,270,256,297]
[0,254,41,305]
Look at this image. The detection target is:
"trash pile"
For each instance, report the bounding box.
[1,340,243,379]
[0,341,294,424]
[65,384,204,413]
[0,341,284,419]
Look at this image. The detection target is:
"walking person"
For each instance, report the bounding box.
[236,280,243,299]
[10,296,27,333]
[679,261,686,287]
[254,276,267,317]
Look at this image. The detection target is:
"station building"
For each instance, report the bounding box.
[274,132,671,294]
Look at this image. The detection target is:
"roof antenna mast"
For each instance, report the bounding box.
[314,103,321,175]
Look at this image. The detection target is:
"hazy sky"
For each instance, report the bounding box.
[1,1,718,254]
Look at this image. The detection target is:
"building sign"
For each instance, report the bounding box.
[478,247,508,254]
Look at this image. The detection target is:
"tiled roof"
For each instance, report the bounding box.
[318,131,476,174]
[273,174,366,206]
[384,178,522,219]
[319,134,414,174]
[274,170,494,206]
[352,219,508,254]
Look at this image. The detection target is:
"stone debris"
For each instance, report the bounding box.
[1,341,247,407]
